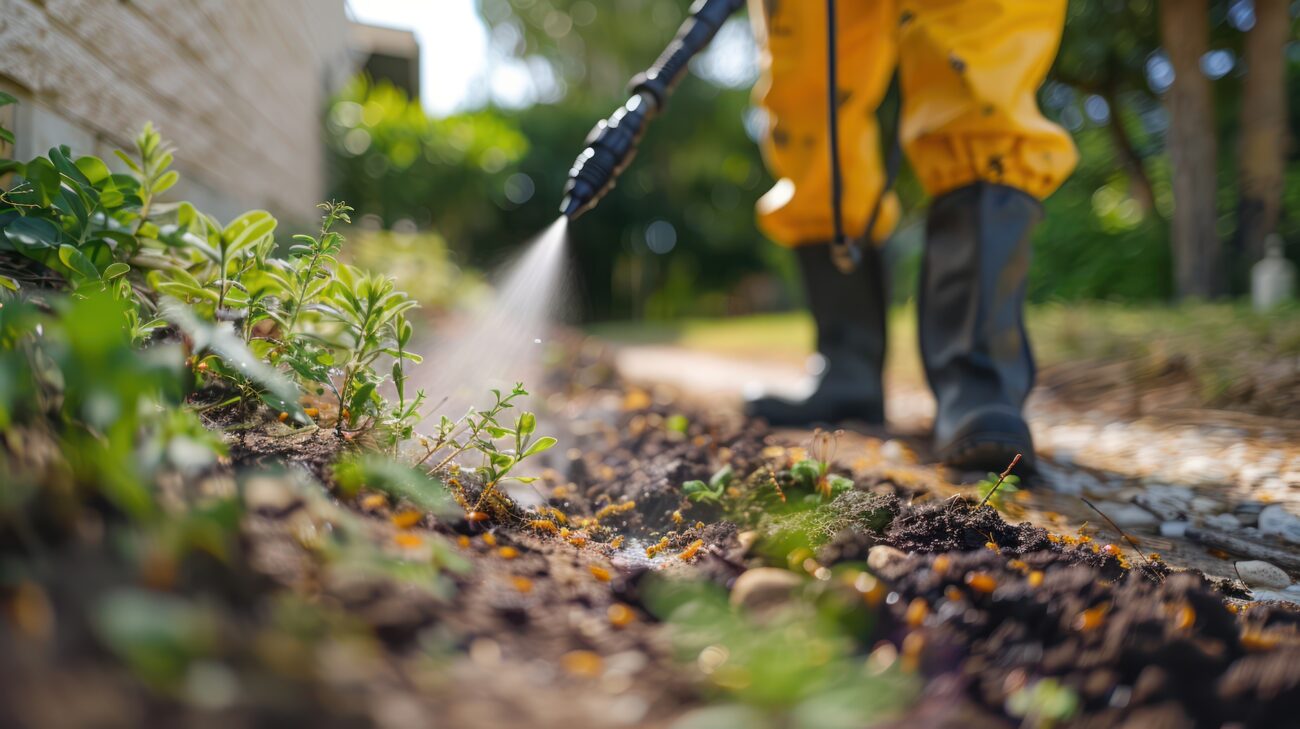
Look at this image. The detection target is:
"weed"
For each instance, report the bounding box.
[416,383,557,518]
[975,456,1023,512]
[683,464,734,504]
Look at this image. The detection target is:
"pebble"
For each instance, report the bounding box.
[1203,513,1242,530]
[880,440,912,465]
[243,475,300,514]
[1160,521,1190,538]
[1101,502,1159,528]
[1259,504,1300,545]
[1248,589,1299,605]
[1236,560,1292,589]
[736,530,758,553]
[1134,485,1194,522]
[729,568,804,613]
[867,545,908,573]
[1234,501,1265,527]
[1190,496,1221,515]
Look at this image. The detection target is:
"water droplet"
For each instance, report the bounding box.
[534,338,542,344]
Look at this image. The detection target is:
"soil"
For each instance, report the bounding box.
[5,342,1300,729]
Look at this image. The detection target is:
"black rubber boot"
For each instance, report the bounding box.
[920,183,1039,473]
[746,242,886,426]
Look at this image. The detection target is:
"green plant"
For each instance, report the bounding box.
[0,291,222,522]
[0,143,146,308]
[416,383,557,515]
[0,91,16,149]
[2,123,430,438]
[321,263,422,435]
[683,464,734,504]
[789,459,854,502]
[976,471,1022,512]
[644,577,916,728]
[1006,677,1080,728]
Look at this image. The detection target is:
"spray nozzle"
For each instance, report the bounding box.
[561,92,657,220]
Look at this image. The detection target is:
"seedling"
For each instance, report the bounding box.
[975,454,1022,511]
[789,459,855,501]
[416,384,557,517]
[682,464,734,504]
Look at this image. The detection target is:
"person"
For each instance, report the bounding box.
[742,0,1078,473]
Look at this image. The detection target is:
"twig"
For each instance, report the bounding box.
[1081,497,1157,570]
[975,453,1022,510]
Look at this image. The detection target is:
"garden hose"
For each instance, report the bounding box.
[825,0,903,274]
[561,0,746,220]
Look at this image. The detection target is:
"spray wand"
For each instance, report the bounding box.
[560,0,870,273]
[559,0,746,220]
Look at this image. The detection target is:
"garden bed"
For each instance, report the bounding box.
[4,119,1300,729]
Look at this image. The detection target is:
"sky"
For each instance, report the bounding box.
[345,0,757,118]
[345,0,503,116]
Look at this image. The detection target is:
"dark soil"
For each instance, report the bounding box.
[5,358,1300,728]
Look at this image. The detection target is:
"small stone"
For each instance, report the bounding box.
[1204,513,1241,530]
[736,530,758,553]
[1160,521,1190,538]
[244,476,301,515]
[1134,485,1193,521]
[1190,497,1221,515]
[1101,502,1159,528]
[1236,560,1292,589]
[729,568,804,612]
[1259,504,1300,545]
[1248,589,1298,605]
[867,545,908,573]
[880,440,913,465]
[1234,501,1265,527]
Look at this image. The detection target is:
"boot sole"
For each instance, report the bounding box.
[940,436,1036,476]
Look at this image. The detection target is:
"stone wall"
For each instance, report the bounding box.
[0,0,350,223]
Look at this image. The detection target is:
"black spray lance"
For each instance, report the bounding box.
[559,0,746,220]
[560,0,871,273]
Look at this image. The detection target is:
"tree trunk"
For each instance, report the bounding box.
[1236,0,1290,282]
[1159,0,1222,299]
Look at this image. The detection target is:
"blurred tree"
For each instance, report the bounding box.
[1054,0,1162,214]
[326,79,529,249]
[1236,0,1290,273]
[1160,0,1223,298]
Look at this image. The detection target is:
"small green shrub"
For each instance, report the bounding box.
[1,123,425,444]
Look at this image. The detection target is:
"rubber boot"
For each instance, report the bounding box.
[920,183,1039,473]
[746,242,886,426]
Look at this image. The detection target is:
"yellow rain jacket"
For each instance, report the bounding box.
[749,0,1078,247]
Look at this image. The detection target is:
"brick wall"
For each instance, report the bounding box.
[0,0,350,223]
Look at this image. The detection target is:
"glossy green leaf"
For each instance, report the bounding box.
[2,217,62,250]
[58,244,100,280]
[522,436,557,458]
[75,156,111,185]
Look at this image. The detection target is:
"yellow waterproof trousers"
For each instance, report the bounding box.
[748,0,1078,247]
